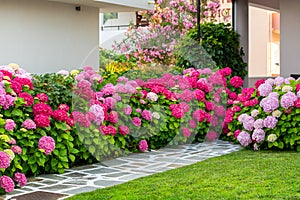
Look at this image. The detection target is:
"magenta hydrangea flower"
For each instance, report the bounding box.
[139,140,148,152]
[252,129,265,143]
[189,120,197,129]
[123,105,132,115]
[118,125,130,135]
[141,110,152,121]
[52,110,69,122]
[4,119,16,131]
[108,111,119,124]
[0,175,15,193]
[258,83,273,97]
[33,103,52,116]
[179,89,194,102]
[264,116,278,129]
[22,119,36,130]
[4,95,16,109]
[14,172,27,187]
[19,92,34,106]
[100,125,117,136]
[206,131,218,141]
[192,109,208,122]
[101,83,115,96]
[230,76,244,88]
[237,131,252,147]
[170,104,185,119]
[11,146,22,155]
[136,108,142,113]
[0,151,10,169]
[280,92,297,109]
[104,97,116,109]
[36,93,49,102]
[58,104,70,112]
[234,130,241,139]
[182,127,191,137]
[38,136,55,155]
[218,67,232,77]
[132,117,142,127]
[34,114,50,128]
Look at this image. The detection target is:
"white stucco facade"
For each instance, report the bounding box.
[0,0,153,74]
[0,0,99,74]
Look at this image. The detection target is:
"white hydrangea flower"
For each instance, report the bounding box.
[267,134,277,142]
[282,85,293,92]
[238,113,249,123]
[272,110,282,118]
[146,92,158,102]
[152,112,160,119]
[251,109,259,117]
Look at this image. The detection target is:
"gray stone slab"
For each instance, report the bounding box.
[102,172,131,178]
[126,153,150,160]
[69,164,98,171]
[40,184,75,191]
[64,186,99,195]
[63,172,88,178]
[62,180,88,185]
[101,159,129,167]
[94,180,125,187]
[153,157,189,163]
[118,173,147,181]
[38,174,66,181]
[39,179,60,185]
[25,182,46,188]
[84,167,119,174]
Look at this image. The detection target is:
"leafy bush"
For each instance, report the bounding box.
[176,23,247,80]
[72,66,242,158]
[32,72,75,109]
[226,77,300,151]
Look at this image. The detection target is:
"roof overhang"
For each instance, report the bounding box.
[48,0,155,12]
[249,0,279,11]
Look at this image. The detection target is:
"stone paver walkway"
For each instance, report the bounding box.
[3,140,241,200]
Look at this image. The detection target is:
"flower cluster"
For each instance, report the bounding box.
[113,0,197,64]
[227,76,300,151]
[38,136,55,155]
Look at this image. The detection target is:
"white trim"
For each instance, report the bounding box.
[249,3,280,12]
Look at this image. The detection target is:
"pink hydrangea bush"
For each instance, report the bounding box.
[227,76,300,151]
[0,133,27,194]
[0,64,79,193]
[73,66,240,154]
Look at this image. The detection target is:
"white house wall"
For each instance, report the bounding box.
[280,0,300,78]
[0,0,99,74]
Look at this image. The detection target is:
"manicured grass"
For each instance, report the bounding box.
[68,150,300,200]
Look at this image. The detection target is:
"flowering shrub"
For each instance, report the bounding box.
[176,23,247,80]
[227,77,300,151]
[0,125,26,194]
[114,0,197,65]
[72,65,242,160]
[0,64,94,196]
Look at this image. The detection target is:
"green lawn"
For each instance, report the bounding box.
[68,150,300,200]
